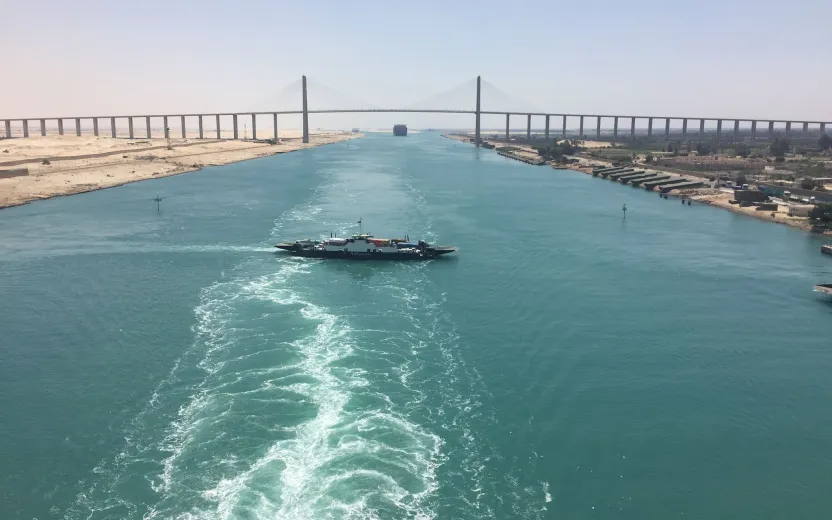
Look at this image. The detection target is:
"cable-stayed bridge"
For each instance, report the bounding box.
[3,76,829,144]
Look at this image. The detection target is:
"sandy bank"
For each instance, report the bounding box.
[683,190,832,236]
[444,133,832,237]
[0,131,360,209]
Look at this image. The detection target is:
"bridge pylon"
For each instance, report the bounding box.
[302,75,309,144]
[475,76,481,147]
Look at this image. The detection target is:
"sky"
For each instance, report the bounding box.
[2,0,831,130]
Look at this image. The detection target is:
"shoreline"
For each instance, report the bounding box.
[561,163,832,237]
[0,132,361,210]
[444,133,832,238]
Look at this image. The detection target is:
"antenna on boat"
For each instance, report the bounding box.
[622,203,627,220]
[358,218,363,234]
[153,194,162,211]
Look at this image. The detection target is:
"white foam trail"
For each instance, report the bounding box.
[65,159,548,520]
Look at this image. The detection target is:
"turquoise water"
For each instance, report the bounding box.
[2,133,832,519]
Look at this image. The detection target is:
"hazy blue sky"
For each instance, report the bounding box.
[2,0,831,129]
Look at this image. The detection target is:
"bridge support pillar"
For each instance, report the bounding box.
[596,116,601,139]
[128,117,134,139]
[505,114,509,141]
[768,121,774,135]
[785,121,791,133]
[613,116,618,139]
[5,120,11,138]
[630,117,635,138]
[821,122,826,134]
[251,114,257,140]
[682,118,687,136]
[751,120,756,136]
[216,115,221,139]
[40,119,46,136]
[163,116,169,138]
[75,118,81,136]
[58,119,64,135]
[526,114,531,141]
[181,115,186,138]
[273,113,279,142]
[110,117,116,138]
[146,116,151,138]
[734,120,740,136]
[700,119,705,135]
[647,117,653,136]
[803,121,809,133]
[474,76,481,147]
[544,115,549,141]
[233,114,238,140]
[562,115,567,138]
[664,118,670,137]
[199,115,203,139]
[302,75,309,144]
[93,118,98,136]
[579,116,584,137]
[23,120,29,138]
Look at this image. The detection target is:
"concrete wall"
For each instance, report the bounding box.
[788,205,814,217]
[733,190,767,203]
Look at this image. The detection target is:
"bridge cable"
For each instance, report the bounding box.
[403,78,479,111]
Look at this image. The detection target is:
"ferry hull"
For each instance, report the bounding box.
[815,283,832,296]
[275,245,457,260]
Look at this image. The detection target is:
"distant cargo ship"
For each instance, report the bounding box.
[393,124,407,136]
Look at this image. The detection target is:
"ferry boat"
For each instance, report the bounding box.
[822,245,832,256]
[275,232,457,260]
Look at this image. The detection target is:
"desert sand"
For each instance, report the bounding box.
[0,130,360,209]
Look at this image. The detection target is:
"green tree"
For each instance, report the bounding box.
[770,136,790,156]
[645,153,654,163]
[735,143,750,158]
[801,178,816,190]
[809,203,832,223]
[736,173,748,186]
[819,133,832,151]
[667,142,674,153]
[775,156,785,162]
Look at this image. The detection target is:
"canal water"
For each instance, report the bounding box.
[1,133,831,519]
